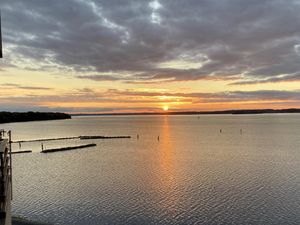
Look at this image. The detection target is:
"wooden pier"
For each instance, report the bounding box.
[41,143,97,153]
[13,136,79,143]
[14,135,131,143]
[11,150,32,155]
[79,135,131,140]
[0,130,12,225]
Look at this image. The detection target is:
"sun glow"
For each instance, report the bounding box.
[163,105,169,111]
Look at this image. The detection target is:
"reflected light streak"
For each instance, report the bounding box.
[158,116,181,216]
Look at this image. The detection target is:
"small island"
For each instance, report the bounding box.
[0,112,71,124]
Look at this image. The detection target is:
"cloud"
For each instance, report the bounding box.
[1,87,300,113]
[2,0,300,84]
[76,75,123,81]
[0,105,157,113]
[0,83,53,90]
[230,73,300,85]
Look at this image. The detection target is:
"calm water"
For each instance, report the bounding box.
[1,115,300,225]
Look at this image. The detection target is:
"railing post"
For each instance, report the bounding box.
[0,130,12,225]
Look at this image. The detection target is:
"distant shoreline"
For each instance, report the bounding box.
[71,108,300,117]
[1,109,299,124]
[0,112,71,124]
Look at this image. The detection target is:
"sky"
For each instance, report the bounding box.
[1,0,300,113]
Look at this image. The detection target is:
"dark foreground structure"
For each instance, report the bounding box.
[0,130,12,225]
[0,112,71,124]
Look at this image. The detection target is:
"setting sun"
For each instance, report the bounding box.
[163,105,169,111]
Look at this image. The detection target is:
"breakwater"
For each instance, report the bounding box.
[14,136,79,143]
[41,144,97,153]
[79,136,131,140]
[15,135,131,143]
[11,150,32,154]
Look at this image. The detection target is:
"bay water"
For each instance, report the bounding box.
[1,114,300,225]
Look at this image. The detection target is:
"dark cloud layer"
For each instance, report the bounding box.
[2,0,300,83]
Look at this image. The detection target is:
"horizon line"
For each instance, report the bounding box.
[69,108,300,116]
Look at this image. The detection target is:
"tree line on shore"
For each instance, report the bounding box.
[0,111,71,124]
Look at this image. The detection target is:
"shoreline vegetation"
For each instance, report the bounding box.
[72,108,300,116]
[0,112,71,124]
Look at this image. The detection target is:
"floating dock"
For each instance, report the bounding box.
[11,150,32,155]
[41,143,97,153]
[79,135,131,140]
